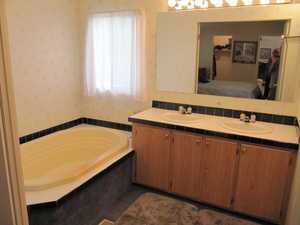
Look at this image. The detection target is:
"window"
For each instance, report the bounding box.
[85,11,146,101]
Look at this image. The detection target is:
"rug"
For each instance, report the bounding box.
[114,193,262,225]
[99,219,114,225]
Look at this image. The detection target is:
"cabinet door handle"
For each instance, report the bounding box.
[241,148,247,154]
[165,134,169,138]
[196,139,201,144]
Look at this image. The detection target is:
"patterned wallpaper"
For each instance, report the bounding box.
[4,0,300,136]
[5,0,82,136]
[79,0,168,124]
[79,0,298,126]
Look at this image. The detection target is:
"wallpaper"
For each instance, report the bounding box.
[79,0,168,124]
[4,0,300,134]
[79,0,298,126]
[5,0,82,136]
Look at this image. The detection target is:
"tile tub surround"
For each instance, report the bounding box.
[27,152,134,225]
[152,100,299,126]
[129,108,299,150]
[19,118,132,144]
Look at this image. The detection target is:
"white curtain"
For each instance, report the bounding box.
[84,10,147,101]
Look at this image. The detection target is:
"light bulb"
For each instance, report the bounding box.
[211,0,223,7]
[260,0,270,4]
[226,0,238,6]
[201,0,209,7]
[181,0,190,6]
[187,0,195,8]
[195,0,201,6]
[242,0,253,5]
[175,1,183,9]
[168,0,177,7]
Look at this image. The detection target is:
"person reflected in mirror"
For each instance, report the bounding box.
[263,48,281,100]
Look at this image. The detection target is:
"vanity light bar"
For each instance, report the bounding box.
[168,0,291,9]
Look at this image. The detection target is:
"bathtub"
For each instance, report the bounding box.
[21,126,129,192]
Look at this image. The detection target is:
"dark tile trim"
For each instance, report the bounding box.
[152,100,298,126]
[84,118,132,132]
[128,117,299,150]
[20,118,132,144]
[19,118,83,144]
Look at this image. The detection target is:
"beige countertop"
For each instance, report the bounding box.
[129,108,299,145]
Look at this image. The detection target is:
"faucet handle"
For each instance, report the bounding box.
[250,114,256,123]
[178,106,186,114]
[240,113,246,121]
[187,106,192,114]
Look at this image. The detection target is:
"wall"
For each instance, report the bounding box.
[5,0,82,136]
[286,72,300,225]
[79,0,168,124]
[199,21,285,83]
[80,3,300,125]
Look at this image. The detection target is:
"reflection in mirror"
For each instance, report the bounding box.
[197,21,286,101]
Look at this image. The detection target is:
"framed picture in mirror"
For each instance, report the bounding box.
[232,41,258,64]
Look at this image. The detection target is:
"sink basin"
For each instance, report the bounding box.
[221,121,273,134]
[162,113,202,124]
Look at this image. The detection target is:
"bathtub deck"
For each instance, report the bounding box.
[25,125,132,205]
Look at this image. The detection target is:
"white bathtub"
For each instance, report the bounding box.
[21,126,129,192]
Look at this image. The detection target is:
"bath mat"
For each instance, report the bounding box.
[198,209,261,225]
[114,193,262,225]
[99,219,114,225]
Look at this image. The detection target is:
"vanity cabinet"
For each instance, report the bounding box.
[132,124,171,191]
[233,144,293,222]
[170,131,203,200]
[132,123,296,223]
[200,138,238,208]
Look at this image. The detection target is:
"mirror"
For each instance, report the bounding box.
[197,21,285,101]
[156,7,300,103]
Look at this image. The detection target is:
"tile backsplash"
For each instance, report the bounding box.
[152,100,298,126]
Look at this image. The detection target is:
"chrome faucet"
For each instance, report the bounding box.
[178,106,192,115]
[179,106,186,114]
[240,113,256,123]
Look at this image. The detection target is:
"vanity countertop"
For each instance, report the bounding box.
[129,108,299,148]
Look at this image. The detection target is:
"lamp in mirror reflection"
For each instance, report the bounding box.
[168,0,290,9]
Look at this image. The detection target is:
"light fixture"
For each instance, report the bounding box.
[211,0,223,7]
[201,0,209,8]
[168,0,290,10]
[226,0,238,6]
[168,0,177,7]
[260,0,270,4]
[242,0,253,5]
[181,0,190,7]
[187,0,195,8]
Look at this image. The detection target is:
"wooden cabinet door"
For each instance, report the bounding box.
[234,144,292,222]
[170,131,203,199]
[132,124,171,191]
[200,137,238,208]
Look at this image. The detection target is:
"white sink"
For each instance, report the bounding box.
[162,113,202,124]
[221,121,273,134]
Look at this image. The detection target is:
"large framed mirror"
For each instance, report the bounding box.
[197,21,286,101]
[156,5,300,103]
